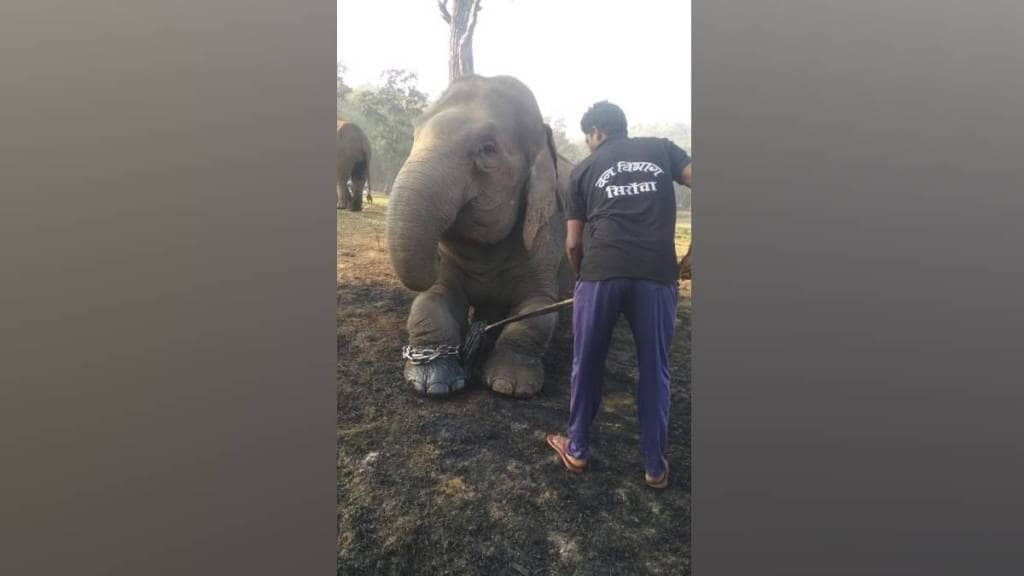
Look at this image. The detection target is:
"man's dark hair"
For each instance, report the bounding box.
[580,101,628,138]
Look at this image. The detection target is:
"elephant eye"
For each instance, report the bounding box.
[474,140,501,173]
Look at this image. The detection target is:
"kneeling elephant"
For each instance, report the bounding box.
[387,74,573,398]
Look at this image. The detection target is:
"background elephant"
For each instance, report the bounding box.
[387,74,574,398]
[337,121,372,211]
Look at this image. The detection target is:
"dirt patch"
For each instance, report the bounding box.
[338,198,692,575]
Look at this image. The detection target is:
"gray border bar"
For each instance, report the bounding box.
[1,1,337,574]
[694,1,1024,574]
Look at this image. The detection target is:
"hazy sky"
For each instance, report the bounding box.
[338,0,691,140]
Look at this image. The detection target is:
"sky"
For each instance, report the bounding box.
[338,0,691,141]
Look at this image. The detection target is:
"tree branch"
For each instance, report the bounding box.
[457,0,482,75]
[437,0,452,23]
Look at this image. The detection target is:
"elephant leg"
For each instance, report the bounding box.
[337,172,350,209]
[483,295,558,398]
[349,177,365,212]
[344,183,355,209]
[349,162,367,212]
[404,281,469,398]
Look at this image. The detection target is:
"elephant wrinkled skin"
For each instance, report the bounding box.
[387,74,574,399]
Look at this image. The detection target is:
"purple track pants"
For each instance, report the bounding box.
[566,278,678,477]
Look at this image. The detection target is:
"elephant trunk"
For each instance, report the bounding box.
[386,154,467,292]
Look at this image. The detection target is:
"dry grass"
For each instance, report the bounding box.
[338,196,692,575]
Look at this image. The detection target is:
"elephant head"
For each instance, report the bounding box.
[386,75,560,292]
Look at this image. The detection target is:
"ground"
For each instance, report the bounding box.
[338,196,692,576]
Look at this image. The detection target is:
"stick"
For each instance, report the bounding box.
[483,298,574,333]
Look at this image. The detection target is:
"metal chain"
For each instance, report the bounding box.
[402,344,461,365]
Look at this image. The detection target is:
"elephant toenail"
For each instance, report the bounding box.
[491,377,514,395]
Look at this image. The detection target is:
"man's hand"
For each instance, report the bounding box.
[566,219,585,277]
[678,245,692,281]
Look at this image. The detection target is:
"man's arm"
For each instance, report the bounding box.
[664,138,692,188]
[565,219,584,277]
[678,243,692,281]
[677,162,693,279]
[667,148,692,276]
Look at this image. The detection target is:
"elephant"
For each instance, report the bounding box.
[337,121,372,211]
[386,74,574,399]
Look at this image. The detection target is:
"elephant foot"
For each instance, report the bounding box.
[404,356,466,398]
[483,347,545,398]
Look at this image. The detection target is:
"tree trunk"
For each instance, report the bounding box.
[438,0,482,84]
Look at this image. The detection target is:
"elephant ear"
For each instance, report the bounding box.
[522,124,560,253]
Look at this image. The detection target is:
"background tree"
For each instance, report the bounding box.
[632,121,691,152]
[337,62,351,114]
[438,0,483,83]
[338,66,430,195]
[545,117,589,164]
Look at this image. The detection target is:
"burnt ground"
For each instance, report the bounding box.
[338,198,692,576]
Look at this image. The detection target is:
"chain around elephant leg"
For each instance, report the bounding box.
[403,285,469,398]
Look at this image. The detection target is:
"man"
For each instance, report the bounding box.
[545,101,692,489]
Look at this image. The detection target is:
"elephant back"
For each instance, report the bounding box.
[337,121,368,147]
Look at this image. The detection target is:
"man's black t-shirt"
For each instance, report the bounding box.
[563,135,692,285]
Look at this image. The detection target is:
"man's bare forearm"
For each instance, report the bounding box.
[567,244,583,276]
[565,219,585,277]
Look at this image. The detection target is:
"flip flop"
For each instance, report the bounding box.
[545,434,586,473]
[644,458,670,489]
